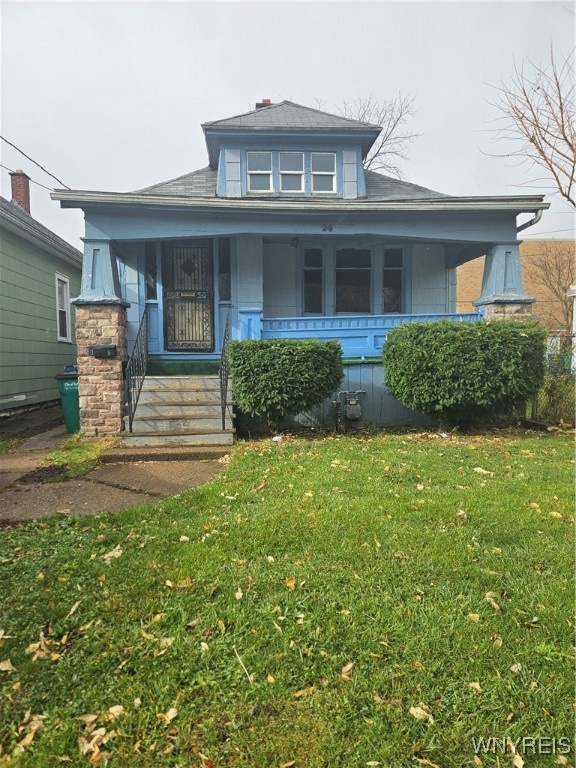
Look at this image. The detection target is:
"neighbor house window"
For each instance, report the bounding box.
[303,248,323,313]
[335,248,371,313]
[247,151,272,192]
[382,248,403,313]
[56,274,71,342]
[311,152,336,193]
[279,152,304,192]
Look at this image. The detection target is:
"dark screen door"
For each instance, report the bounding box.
[162,240,214,351]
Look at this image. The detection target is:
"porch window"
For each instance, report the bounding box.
[335,248,371,313]
[303,248,323,313]
[55,274,71,342]
[311,153,336,193]
[145,241,157,300]
[247,152,272,192]
[382,247,403,313]
[279,152,303,192]
[218,238,231,301]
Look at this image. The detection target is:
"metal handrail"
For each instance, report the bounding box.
[125,306,149,432]
[219,307,231,430]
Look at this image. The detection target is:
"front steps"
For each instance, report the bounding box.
[123,375,234,447]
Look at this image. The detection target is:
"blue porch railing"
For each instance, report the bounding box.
[261,313,480,357]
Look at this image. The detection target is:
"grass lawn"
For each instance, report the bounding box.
[0,431,573,767]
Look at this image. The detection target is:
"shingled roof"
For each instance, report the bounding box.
[0,197,82,266]
[133,166,447,202]
[202,100,381,132]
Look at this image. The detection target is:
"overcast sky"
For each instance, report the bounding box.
[1,0,574,251]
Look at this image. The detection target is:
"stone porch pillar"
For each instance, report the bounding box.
[72,239,130,438]
[473,242,535,319]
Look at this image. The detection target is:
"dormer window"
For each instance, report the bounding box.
[311,153,336,193]
[247,152,272,192]
[279,152,304,192]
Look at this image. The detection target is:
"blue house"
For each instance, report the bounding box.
[52,99,548,443]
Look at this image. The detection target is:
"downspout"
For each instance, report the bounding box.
[516,209,543,233]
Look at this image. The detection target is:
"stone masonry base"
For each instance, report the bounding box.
[75,305,127,437]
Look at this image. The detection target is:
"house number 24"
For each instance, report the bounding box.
[322,224,333,231]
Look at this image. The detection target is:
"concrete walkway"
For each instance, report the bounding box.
[0,406,229,526]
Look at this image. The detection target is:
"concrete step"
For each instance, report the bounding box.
[138,389,224,404]
[141,376,221,392]
[122,430,234,448]
[131,416,233,433]
[101,445,230,463]
[134,403,230,419]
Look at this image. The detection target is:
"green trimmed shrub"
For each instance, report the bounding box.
[227,339,343,429]
[382,319,547,425]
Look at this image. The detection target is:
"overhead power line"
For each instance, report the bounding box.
[0,136,71,189]
[0,164,54,192]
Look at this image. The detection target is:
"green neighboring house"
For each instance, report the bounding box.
[0,171,82,412]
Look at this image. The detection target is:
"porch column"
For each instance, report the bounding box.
[72,239,130,438]
[235,234,263,339]
[473,242,535,319]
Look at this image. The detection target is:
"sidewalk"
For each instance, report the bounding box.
[0,406,229,526]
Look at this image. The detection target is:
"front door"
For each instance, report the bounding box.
[162,240,214,351]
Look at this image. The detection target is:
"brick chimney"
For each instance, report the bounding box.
[10,169,31,214]
[255,98,272,109]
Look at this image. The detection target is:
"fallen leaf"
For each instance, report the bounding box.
[468,613,481,622]
[107,705,125,720]
[179,535,190,542]
[102,545,122,564]
[285,576,296,591]
[416,759,441,768]
[267,673,275,683]
[366,762,382,767]
[485,592,502,612]
[510,662,522,674]
[280,762,296,768]
[293,686,315,698]
[467,681,482,692]
[65,601,81,620]
[157,707,177,723]
[341,661,355,681]
[0,659,16,673]
[512,753,525,768]
[409,704,434,724]
[473,467,493,476]
[235,587,243,600]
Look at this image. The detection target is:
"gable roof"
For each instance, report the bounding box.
[202,100,381,132]
[0,197,83,267]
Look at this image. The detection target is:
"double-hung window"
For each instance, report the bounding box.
[382,248,403,313]
[303,248,323,313]
[56,274,71,342]
[247,151,272,192]
[335,248,371,313]
[311,152,336,193]
[279,152,303,192]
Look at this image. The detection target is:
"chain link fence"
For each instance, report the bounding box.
[526,334,575,425]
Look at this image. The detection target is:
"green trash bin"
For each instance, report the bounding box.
[55,365,80,434]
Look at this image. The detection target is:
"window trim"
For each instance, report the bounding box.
[311,152,337,194]
[279,151,304,193]
[247,151,273,193]
[55,273,72,342]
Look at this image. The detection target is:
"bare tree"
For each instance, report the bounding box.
[339,95,420,178]
[524,241,576,332]
[490,50,576,208]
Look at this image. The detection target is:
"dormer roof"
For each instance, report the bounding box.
[202,100,382,166]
